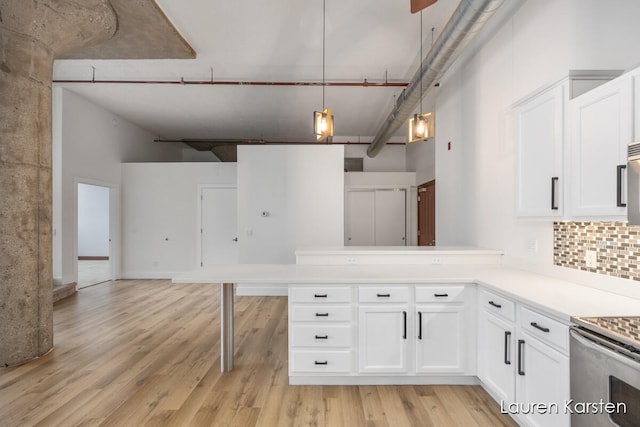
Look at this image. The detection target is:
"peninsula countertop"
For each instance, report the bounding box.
[172,263,640,322]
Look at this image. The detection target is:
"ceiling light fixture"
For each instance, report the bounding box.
[313,0,334,142]
[408,10,434,143]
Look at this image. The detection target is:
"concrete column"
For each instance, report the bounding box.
[0,1,116,366]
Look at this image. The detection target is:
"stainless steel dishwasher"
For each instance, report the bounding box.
[570,316,640,427]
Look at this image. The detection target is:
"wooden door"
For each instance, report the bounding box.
[418,180,436,246]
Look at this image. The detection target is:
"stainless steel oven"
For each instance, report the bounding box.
[570,317,640,427]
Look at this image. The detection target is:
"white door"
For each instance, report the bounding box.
[375,190,406,245]
[415,305,465,373]
[477,310,516,404]
[358,306,408,373]
[201,187,238,266]
[345,191,375,246]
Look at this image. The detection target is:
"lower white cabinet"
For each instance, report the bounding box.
[358,305,409,373]
[416,304,466,373]
[478,288,570,427]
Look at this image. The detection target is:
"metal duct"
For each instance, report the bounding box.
[366,0,506,157]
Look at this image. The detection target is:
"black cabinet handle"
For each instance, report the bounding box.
[488,301,502,309]
[315,335,328,340]
[530,322,550,333]
[377,293,391,298]
[314,361,328,365]
[504,331,511,365]
[551,177,559,210]
[617,165,627,207]
[418,311,423,340]
[314,294,327,298]
[434,293,449,298]
[403,311,407,339]
[315,312,329,317]
[518,339,525,376]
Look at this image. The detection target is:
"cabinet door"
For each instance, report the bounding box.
[358,306,408,373]
[415,305,465,373]
[478,310,515,404]
[515,83,565,217]
[515,333,570,427]
[569,75,633,218]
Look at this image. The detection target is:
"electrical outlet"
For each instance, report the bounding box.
[432,257,442,265]
[526,239,539,254]
[346,257,357,265]
[585,250,598,268]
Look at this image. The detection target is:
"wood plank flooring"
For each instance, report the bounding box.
[0,280,517,427]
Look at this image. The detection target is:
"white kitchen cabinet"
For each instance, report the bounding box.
[478,288,570,427]
[515,332,570,427]
[478,308,516,404]
[415,304,465,373]
[358,305,409,373]
[515,82,566,218]
[568,74,633,218]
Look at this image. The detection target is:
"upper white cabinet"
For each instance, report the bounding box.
[568,74,633,218]
[515,82,566,218]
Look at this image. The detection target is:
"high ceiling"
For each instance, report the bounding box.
[53,0,460,143]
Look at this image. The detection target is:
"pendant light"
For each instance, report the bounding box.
[313,0,334,142]
[408,10,434,143]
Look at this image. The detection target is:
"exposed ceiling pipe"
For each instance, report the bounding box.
[52,78,408,88]
[366,0,506,158]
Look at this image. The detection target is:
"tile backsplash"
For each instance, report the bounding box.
[554,221,640,281]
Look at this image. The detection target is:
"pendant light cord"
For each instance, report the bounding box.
[419,10,423,114]
[322,0,326,110]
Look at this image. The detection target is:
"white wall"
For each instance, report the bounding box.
[237,145,345,294]
[121,162,237,278]
[52,88,183,286]
[344,144,407,172]
[406,140,435,185]
[430,0,640,267]
[77,183,110,257]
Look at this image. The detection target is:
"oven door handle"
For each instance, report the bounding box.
[570,328,640,365]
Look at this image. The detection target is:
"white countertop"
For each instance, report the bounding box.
[295,246,504,256]
[172,263,640,322]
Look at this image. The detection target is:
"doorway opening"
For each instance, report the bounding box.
[77,183,112,288]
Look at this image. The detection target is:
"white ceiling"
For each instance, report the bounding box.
[53,0,459,142]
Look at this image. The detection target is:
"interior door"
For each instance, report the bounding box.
[201,187,238,266]
[375,190,406,246]
[346,190,375,246]
[418,181,435,246]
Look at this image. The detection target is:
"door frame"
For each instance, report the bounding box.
[73,177,121,284]
[197,184,238,268]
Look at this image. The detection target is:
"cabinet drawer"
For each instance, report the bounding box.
[291,325,352,348]
[291,306,352,322]
[358,286,409,303]
[519,306,569,353]
[290,350,352,373]
[289,286,352,303]
[479,288,515,322]
[415,285,466,303]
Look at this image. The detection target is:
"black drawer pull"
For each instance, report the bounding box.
[530,322,550,333]
[488,300,502,309]
[315,335,328,340]
[315,312,329,317]
[504,331,511,365]
[377,293,391,298]
[314,294,327,298]
[434,293,449,298]
[518,339,525,376]
[314,361,328,365]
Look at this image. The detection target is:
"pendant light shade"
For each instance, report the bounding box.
[408,111,434,143]
[314,108,334,141]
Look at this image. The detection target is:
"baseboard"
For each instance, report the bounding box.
[53,282,77,303]
[78,256,109,261]
[235,284,288,296]
[122,271,179,280]
[288,375,480,386]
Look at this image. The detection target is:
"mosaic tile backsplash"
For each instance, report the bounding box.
[554,221,640,281]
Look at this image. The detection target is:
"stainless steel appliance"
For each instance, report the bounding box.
[627,142,640,225]
[570,316,640,427]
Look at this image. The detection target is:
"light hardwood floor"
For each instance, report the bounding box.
[0,280,517,427]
